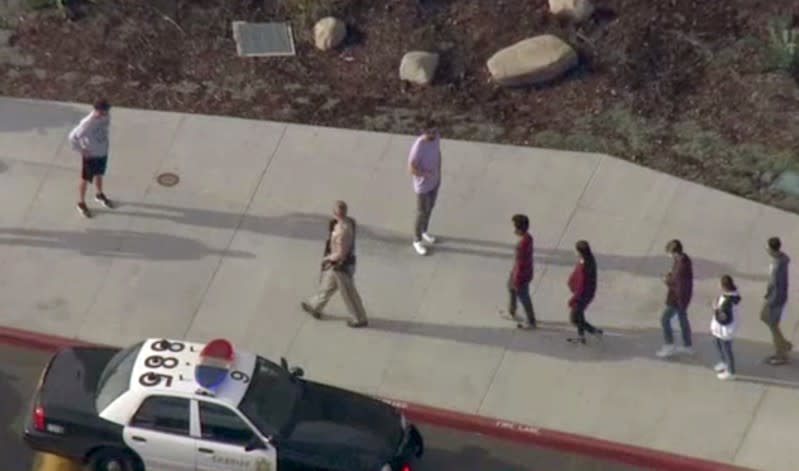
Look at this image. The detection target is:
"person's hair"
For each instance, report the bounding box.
[334,200,348,216]
[720,274,737,291]
[512,214,529,233]
[665,239,683,254]
[768,237,781,252]
[93,98,111,111]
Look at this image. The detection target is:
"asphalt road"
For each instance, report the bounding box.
[1,343,643,471]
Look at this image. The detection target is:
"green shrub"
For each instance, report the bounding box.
[765,15,799,73]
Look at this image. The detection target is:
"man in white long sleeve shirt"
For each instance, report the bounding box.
[67,99,114,218]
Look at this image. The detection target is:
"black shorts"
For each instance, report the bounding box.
[81,156,107,182]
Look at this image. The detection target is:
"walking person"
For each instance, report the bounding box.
[656,239,694,358]
[711,275,741,380]
[68,98,114,218]
[567,240,603,344]
[501,214,537,329]
[761,237,792,365]
[301,201,368,328]
[408,122,442,256]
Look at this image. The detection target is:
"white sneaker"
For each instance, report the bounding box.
[422,232,436,244]
[413,241,428,255]
[656,344,677,358]
[717,371,735,381]
[676,346,695,355]
[713,362,727,373]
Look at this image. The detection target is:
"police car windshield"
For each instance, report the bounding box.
[95,342,144,412]
[238,357,299,435]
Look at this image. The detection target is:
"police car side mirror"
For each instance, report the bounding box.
[245,437,267,452]
[280,357,289,371]
[290,367,304,378]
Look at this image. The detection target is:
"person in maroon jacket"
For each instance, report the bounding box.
[504,214,537,329]
[567,240,603,344]
[656,239,694,358]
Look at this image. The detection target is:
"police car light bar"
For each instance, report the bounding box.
[195,338,235,390]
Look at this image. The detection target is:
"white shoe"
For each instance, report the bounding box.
[656,344,677,358]
[413,241,428,255]
[717,371,735,381]
[422,232,436,244]
[713,362,727,373]
[676,346,695,355]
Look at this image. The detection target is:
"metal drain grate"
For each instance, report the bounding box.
[232,21,296,57]
[156,172,180,187]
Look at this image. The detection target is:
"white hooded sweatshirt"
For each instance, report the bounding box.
[710,290,741,341]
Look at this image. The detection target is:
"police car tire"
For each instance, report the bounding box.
[88,448,139,471]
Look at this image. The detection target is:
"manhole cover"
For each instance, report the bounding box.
[156,172,180,187]
[232,21,296,57]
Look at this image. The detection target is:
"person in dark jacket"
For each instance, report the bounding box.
[711,275,741,380]
[761,237,792,365]
[656,239,694,358]
[567,240,603,344]
[503,214,536,329]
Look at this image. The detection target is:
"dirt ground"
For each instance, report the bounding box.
[2,0,799,211]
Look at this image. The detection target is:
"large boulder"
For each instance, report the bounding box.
[549,0,594,23]
[313,17,347,51]
[486,35,578,87]
[399,51,439,85]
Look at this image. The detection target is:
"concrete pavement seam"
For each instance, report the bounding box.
[730,385,768,467]
[180,122,289,340]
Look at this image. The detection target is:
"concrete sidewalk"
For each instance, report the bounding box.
[0,96,797,470]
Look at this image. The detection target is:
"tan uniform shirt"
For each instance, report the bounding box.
[328,218,354,263]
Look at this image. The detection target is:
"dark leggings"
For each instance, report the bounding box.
[570,307,598,337]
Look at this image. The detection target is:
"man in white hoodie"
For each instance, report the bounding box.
[68,99,114,218]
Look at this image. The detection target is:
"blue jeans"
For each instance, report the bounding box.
[661,306,692,347]
[714,338,735,374]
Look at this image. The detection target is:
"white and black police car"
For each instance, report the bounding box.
[24,337,423,471]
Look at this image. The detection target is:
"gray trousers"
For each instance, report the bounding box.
[307,269,367,323]
[414,185,439,241]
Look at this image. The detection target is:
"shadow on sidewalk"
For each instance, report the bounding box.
[0,99,85,134]
[0,228,253,261]
[356,317,799,390]
[111,202,765,281]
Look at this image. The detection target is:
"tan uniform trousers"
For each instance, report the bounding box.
[307,269,367,323]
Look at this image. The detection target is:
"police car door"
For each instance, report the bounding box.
[195,400,277,471]
[123,395,196,471]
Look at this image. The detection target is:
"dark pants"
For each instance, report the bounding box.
[760,302,792,358]
[714,338,735,374]
[414,186,439,241]
[661,306,692,347]
[570,306,598,337]
[508,281,535,324]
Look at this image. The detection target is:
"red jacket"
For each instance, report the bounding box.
[568,259,597,308]
[666,253,693,310]
[511,233,533,287]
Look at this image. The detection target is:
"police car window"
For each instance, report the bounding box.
[130,396,190,435]
[238,357,299,435]
[199,402,255,446]
[95,342,144,413]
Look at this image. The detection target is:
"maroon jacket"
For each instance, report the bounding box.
[665,253,693,310]
[511,233,534,287]
[568,258,597,309]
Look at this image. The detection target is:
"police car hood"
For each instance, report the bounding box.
[283,380,403,470]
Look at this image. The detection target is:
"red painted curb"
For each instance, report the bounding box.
[0,325,753,471]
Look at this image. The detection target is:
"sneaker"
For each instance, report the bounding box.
[421,232,436,244]
[768,356,788,366]
[676,346,695,355]
[300,302,322,320]
[498,310,516,320]
[516,321,534,330]
[567,337,586,344]
[713,362,727,373]
[413,241,428,255]
[656,344,677,358]
[717,371,735,381]
[592,328,604,337]
[76,202,92,218]
[347,320,368,328]
[95,193,114,209]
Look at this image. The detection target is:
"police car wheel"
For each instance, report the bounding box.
[88,449,136,471]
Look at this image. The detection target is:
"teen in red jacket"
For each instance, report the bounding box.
[505,214,536,329]
[567,240,603,344]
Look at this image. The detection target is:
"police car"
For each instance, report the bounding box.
[24,338,423,471]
